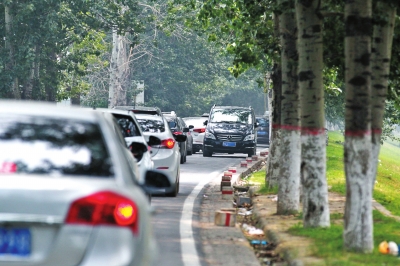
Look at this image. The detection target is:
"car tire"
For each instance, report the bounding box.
[187,149,192,155]
[166,170,179,197]
[180,153,185,164]
[247,147,256,157]
[203,147,212,157]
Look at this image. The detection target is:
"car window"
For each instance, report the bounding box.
[167,120,177,129]
[256,118,269,127]
[113,114,141,137]
[0,115,114,177]
[210,109,252,124]
[183,118,207,128]
[136,118,165,133]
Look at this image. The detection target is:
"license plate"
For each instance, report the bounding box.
[0,228,31,256]
[258,131,266,135]
[222,142,236,147]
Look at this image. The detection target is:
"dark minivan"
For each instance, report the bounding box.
[255,116,270,144]
[203,106,257,157]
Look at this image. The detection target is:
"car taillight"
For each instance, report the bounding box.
[193,128,206,133]
[161,138,175,149]
[65,191,138,234]
[173,131,183,135]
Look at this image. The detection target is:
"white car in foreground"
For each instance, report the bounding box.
[135,114,186,197]
[0,101,172,266]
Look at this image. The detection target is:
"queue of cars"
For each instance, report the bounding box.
[0,101,176,266]
[0,101,270,265]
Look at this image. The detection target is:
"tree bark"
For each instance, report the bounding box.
[343,0,373,253]
[370,3,396,186]
[267,63,282,189]
[296,0,330,227]
[277,0,300,215]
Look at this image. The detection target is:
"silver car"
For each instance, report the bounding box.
[135,114,186,197]
[0,101,171,266]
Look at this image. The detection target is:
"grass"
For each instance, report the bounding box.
[289,211,400,265]
[247,131,400,264]
[244,168,278,195]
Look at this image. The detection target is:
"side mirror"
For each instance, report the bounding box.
[188,125,194,129]
[128,142,148,161]
[203,120,208,126]
[183,127,189,133]
[254,122,259,128]
[142,170,172,194]
[148,135,161,146]
[174,134,187,142]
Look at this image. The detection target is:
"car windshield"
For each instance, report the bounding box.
[210,109,252,124]
[113,114,141,137]
[256,118,269,127]
[0,115,114,177]
[136,118,165,133]
[183,118,207,128]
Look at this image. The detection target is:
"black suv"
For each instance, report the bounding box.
[203,106,257,157]
[163,112,190,164]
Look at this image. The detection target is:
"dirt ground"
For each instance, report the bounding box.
[248,190,347,265]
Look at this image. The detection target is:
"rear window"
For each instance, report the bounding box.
[136,118,165,133]
[256,118,269,127]
[0,115,114,177]
[167,120,177,129]
[113,114,141,137]
[183,118,207,128]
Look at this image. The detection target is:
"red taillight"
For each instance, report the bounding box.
[173,131,183,135]
[193,128,206,133]
[161,138,175,149]
[65,191,139,234]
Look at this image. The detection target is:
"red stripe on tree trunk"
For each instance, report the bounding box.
[225,213,231,226]
[371,128,382,134]
[345,130,371,137]
[301,127,326,136]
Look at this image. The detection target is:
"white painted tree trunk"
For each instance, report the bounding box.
[301,133,330,227]
[277,130,300,214]
[296,0,330,227]
[343,136,373,252]
[343,0,373,252]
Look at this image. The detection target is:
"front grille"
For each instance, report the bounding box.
[217,134,242,141]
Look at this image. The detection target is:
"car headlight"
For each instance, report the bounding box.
[205,132,216,140]
[243,134,255,141]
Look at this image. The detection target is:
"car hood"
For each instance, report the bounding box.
[207,122,253,135]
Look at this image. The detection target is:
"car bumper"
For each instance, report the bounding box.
[203,139,256,153]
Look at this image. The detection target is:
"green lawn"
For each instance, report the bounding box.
[247,131,400,264]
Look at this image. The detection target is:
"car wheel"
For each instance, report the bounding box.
[187,149,192,155]
[247,147,256,157]
[166,169,179,197]
[203,147,212,157]
[180,153,185,164]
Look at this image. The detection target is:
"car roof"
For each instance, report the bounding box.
[183,117,207,120]
[0,100,100,122]
[212,106,252,109]
[135,113,164,121]
[95,108,132,116]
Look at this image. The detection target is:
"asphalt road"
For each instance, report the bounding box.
[151,144,268,266]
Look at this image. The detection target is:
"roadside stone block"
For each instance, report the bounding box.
[240,161,248,167]
[214,209,236,227]
[246,157,252,163]
[222,175,232,181]
[251,155,258,161]
[228,167,237,173]
[260,151,268,157]
[220,181,231,191]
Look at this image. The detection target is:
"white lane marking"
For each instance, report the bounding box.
[180,170,220,266]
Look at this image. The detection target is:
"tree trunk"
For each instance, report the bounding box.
[45,52,57,102]
[109,30,129,107]
[5,4,21,99]
[267,63,282,189]
[276,0,300,215]
[370,3,396,186]
[23,45,39,100]
[343,0,373,253]
[266,14,282,189]
[296,0,330,227]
